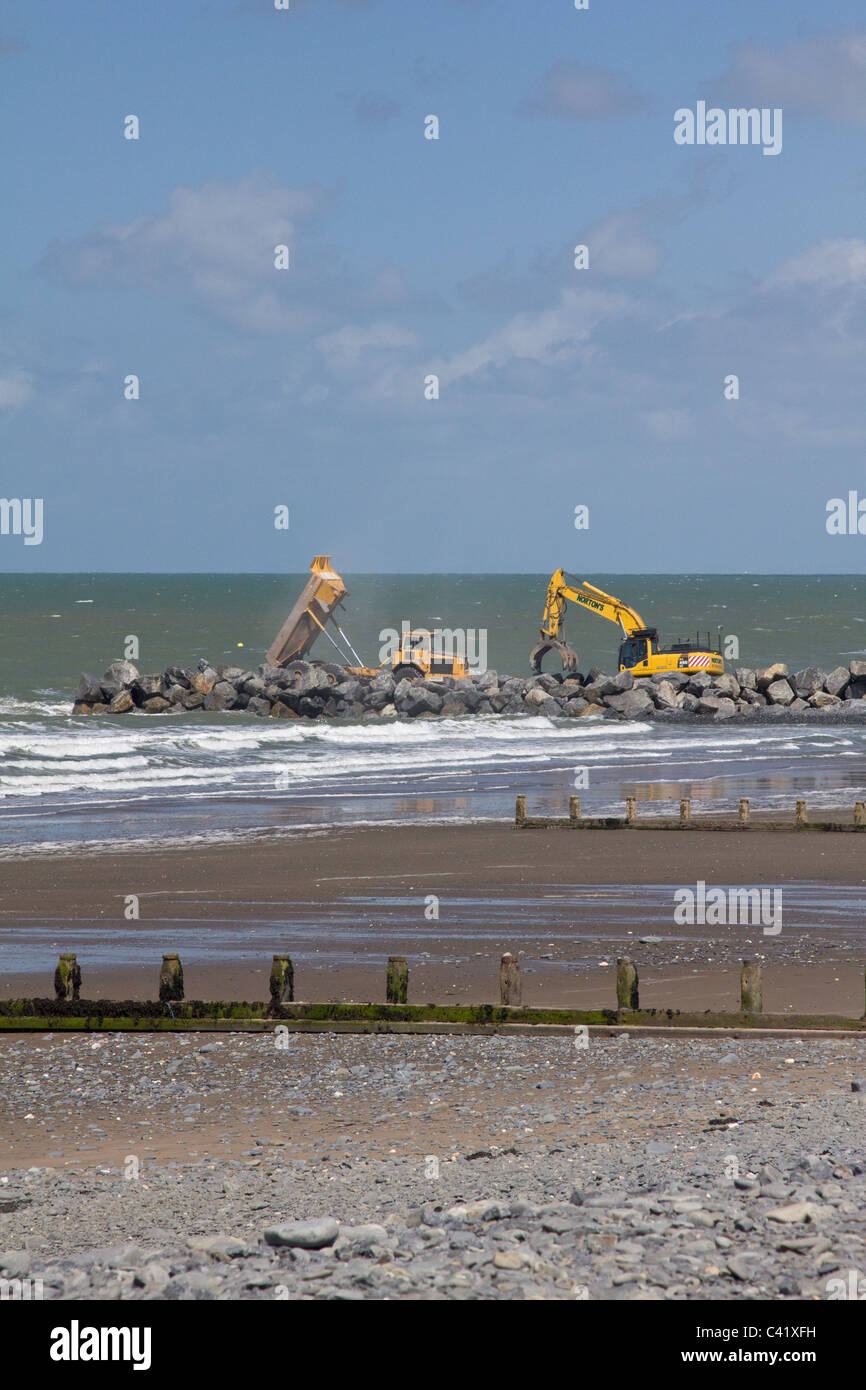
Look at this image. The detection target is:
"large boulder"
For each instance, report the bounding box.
[605,688,654,719]
[141,696,171,714]
[523,687,549,709]
[563,697,589,716]
[333,678,362,703]
[188,665,218,695]
[297,667,334,694]
[204,681,239,711]
[697,695,735,718]
[792,667,825,698]
[653,670,690,689]
[849,660,866,679]
[583,672,627,702]
[404,688,444,717]
[76,673,104,703]
[687,672,713,695]
[766,678,795,706]
[651,679,680,710]
[270,702,299,719]
[845,678,866,700]
[164,666,191,689]
[735,668,757,691]
[298,695,326,719]
[810,690,841,709]
[131,674,167,705]
[712,673,741,699]
[100,660,139,695]
[451,681,482,712]
[824,666,850,697]
[527,672,561,693]
[108,690,134,713]
[247,696,272,717]
[756,663,788,691]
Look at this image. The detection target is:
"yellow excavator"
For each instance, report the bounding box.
[530,570,724,678]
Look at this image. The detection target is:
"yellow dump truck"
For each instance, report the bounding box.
[266,557,466,679]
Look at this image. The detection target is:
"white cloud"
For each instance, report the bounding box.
[0,372,34,409]
[435,287,629,386]
[642,409,692,442]
[717,32,866,123]
[315,322,419,369]
[43,175,329,333]
[521,61,645,120]
[588,211,662,277]
[763,238,866,291]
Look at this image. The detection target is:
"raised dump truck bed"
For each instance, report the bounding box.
[265,556,350,667]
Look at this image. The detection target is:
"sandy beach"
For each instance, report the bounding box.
[2,823,864,1014]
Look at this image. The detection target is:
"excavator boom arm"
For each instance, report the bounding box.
[539,570,646,643]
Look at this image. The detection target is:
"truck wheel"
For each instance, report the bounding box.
[393,664,425,681]
[310,661,346,682]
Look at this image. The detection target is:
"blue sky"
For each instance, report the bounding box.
[4,0,866,570]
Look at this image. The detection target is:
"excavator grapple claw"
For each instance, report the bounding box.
[530,638,579,674]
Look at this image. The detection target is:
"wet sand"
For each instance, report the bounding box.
[1,824,864,1013]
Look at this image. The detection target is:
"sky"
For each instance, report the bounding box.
[3,0,866,571]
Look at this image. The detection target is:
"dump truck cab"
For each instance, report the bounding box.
[392,630,468,681]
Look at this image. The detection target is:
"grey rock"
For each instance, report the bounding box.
[765,678,794,706]
[264,1218,340,1249]
[605,688,654,719]
[100,660,140,694]
[204,680,239,712]
[824,666,850,697]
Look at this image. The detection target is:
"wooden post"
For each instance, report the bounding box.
[54,953,81,1002]
[386,956,408,1004]
[569,795,581,824]
[616,957,639,1011]
[159,953,184,1002]
[740,959,762,1014]
[855,801,866,827]
[738,798,750,826]
[625,796,637,824]
[795,799,807,827]
[680,797,691,825]
[515,795,527,825]
[499,953,522,1006]
[269,954,294,1005]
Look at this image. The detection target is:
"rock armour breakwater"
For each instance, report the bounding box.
[72,658,866,723]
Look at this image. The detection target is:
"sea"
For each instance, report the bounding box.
[3,572,866,856]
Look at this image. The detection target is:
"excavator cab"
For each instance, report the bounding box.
[618,633,652,669]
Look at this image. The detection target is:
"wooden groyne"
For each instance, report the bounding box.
[515,795,866,831]
[1,951,863,1035]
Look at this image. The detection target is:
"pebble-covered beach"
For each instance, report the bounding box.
[2,1033,864,1300]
